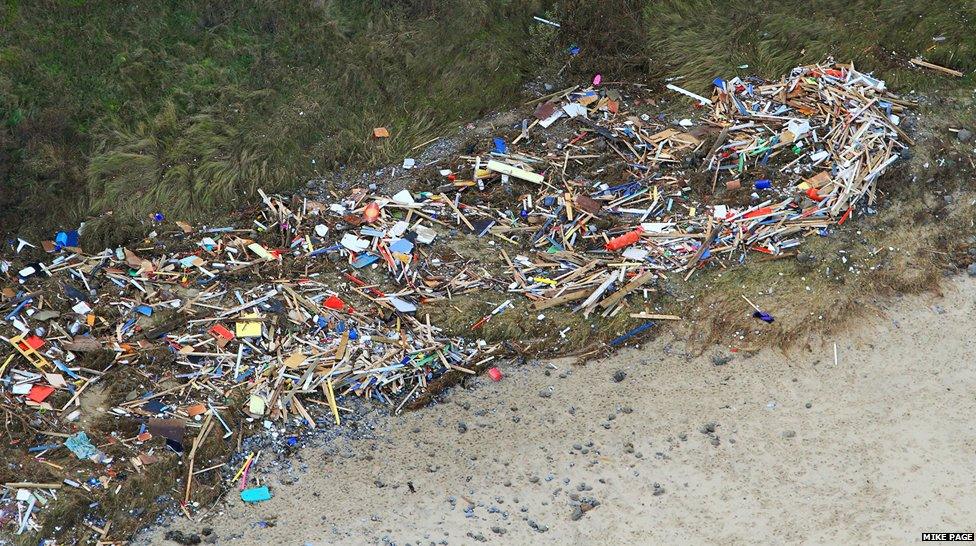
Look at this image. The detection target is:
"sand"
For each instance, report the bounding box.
[141,276,976,545]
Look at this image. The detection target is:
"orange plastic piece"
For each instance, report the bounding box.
[605,227,644,251]
[364,202,380,223]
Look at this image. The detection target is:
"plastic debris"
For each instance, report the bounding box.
[64,432,100,460]
[0,60,918,540]
[241,486,272,503]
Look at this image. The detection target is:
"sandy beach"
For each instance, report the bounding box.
[142,276,976,545]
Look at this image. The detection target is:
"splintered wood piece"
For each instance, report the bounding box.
[597,271,655,309]
[909,57,963,77]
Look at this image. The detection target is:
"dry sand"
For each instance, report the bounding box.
[142,276,976,545]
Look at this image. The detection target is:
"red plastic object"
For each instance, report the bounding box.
[743,207,773,219]
[16,335,45,352]
[838,207,853,225]
[805,188,821,200]
[363,202,380,223]
[605,227,644,251]
[324,295,345,311]
[27,385,55,403]
[209,323,235,341]
[487,367,503,381]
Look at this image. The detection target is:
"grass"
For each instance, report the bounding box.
[2,1,974,247]
[562,0,976,91]
[0,0,551,244]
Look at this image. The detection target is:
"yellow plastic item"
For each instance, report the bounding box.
[235,313,263,338]
[8,335,49,370]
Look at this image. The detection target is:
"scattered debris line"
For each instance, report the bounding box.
[0,60,914,539]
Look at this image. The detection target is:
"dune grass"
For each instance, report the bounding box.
[0,0,550,242]
[670,1,970,86]
[0,0,972,246]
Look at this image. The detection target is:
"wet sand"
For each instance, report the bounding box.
[142,276,976,545]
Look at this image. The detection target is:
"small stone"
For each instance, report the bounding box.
[711,354,733,366]
[491,526,507,535]
[612,370,627,382]
[710,436,720,447]
[782,430,796,439]
[957,128,972,142]
[457,422,468,434]
[570,506,584,520]
[968,263,976,277]
[164,531,201,546]
[539,389,552,398]
[805,402,812,409]
[700,422,717,434]
[652,483,666,496]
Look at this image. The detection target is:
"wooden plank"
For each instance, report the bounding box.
[909,57,963,77]
[531,289,591,311]
[597,271,655,309]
